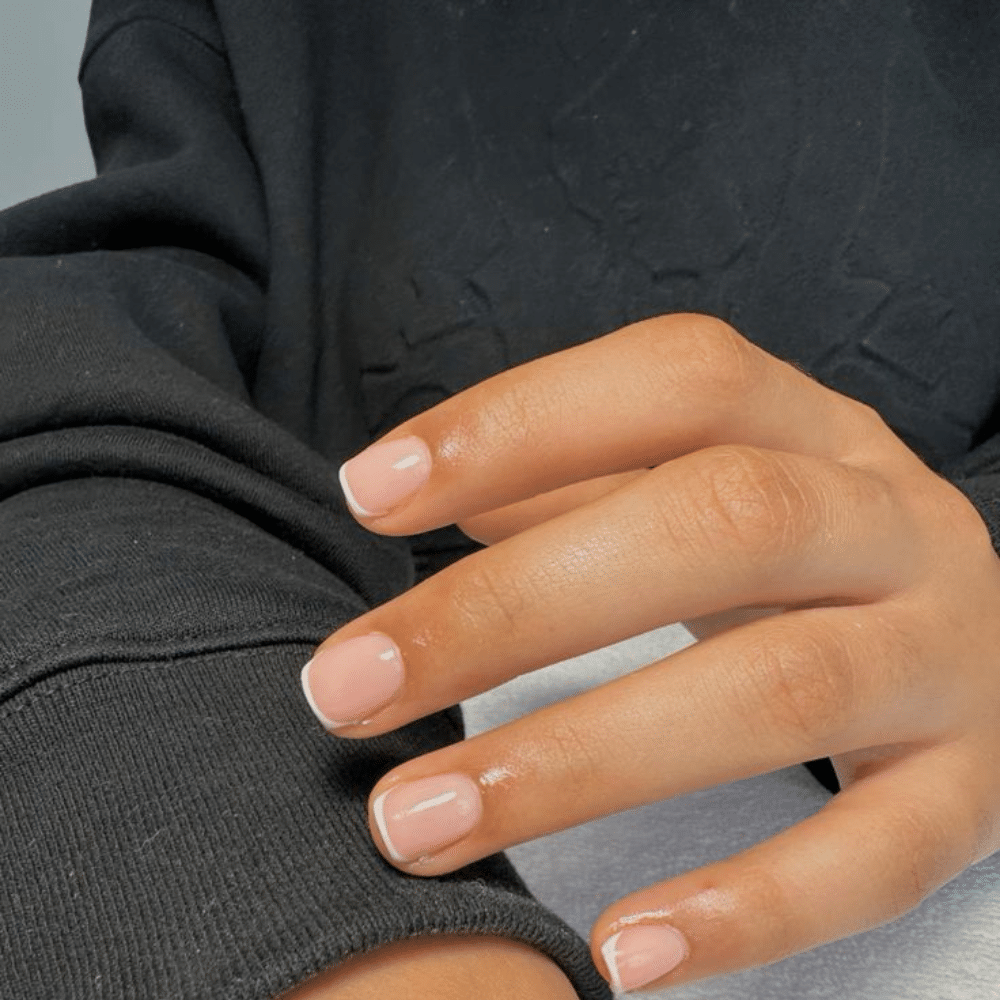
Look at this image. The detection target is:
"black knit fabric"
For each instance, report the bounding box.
[0,481,598,998]
[1,1,999,996]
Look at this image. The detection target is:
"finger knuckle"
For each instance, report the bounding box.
[447,558,529,637]
[734,864,805,962]
[738,621,856,746]
[881,803,957,914]
[533,714,606,788]
[454,367,574,465]
[923,477,993,555]
[691,446,818,559]
[840,397,892,447]
[693,863,804,968]
[489,376,552,453]
[634,314,759,408]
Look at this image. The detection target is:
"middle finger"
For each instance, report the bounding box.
[304,444,915,735]
[363,601,939,876]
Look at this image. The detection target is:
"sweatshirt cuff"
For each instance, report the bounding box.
[0,477,609,1000]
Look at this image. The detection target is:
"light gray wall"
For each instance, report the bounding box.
[0,0,94,211]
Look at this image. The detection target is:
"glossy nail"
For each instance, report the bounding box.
[601,925,688,995]
[372,773,482,862]
[339,435,431,518]
[301,633,404,729]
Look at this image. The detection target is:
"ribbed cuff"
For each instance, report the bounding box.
[0,476,608,999]
[0,645,608,999]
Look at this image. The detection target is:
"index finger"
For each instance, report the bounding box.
[338,313,882,536]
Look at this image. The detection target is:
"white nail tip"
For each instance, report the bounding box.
[601,933,626,997]
[338,462,375,518]
[300,660,351,731]
[372,790,405,862]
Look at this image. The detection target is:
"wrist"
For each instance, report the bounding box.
[277,935,580,1000]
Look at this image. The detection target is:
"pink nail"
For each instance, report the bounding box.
[601,925,688,995]
[372,773,482,862]
[339,435,431,518]
[301,633,404,729]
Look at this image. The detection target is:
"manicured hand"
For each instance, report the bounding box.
[302,314,1000,994]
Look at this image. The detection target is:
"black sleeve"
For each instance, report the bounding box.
[0,4,608,998]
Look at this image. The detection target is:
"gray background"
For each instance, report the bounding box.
[0,0,93,211]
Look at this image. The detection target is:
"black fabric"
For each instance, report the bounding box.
[3,0,1000,995]
[804,757,841,796]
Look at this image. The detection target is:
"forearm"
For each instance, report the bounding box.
[278,936,579,1000]
[0,5,606,995]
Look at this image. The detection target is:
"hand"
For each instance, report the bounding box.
[302,313,1000,994]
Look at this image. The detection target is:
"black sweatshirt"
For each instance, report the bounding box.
[2,1,999,997]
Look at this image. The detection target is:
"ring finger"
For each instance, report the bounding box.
[458,470,649,545]
[363,600,948,877]
[305,445,916,736]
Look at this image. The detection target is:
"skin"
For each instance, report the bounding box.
[276,936,579,1000]
[312,313,1000,992]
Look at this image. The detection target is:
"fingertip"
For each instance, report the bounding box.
[598,933,625,995]
[371,788,407,863]
[597,924,689,995]
[368,773,484,867]
[300,659,339,731]
[339,435,432,522]
[339,462,376,519]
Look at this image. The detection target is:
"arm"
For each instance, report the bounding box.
[0,4,605,997]
[279,937,578,1000]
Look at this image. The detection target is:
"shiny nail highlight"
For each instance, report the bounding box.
[372,773,482,862]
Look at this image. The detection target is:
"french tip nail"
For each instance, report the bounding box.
[600,924,689,995]
[338,462,375,518]
[372,790,405,862]
[601,933,626,996]
[300,659,350,731]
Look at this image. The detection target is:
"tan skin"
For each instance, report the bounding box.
[299,314,1000,993]
[276,936,578,1000]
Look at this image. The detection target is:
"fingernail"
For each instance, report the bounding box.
[301,633,404,730]
[372,773,482,862]
[601,925,689,995]
[339,435,432,518]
